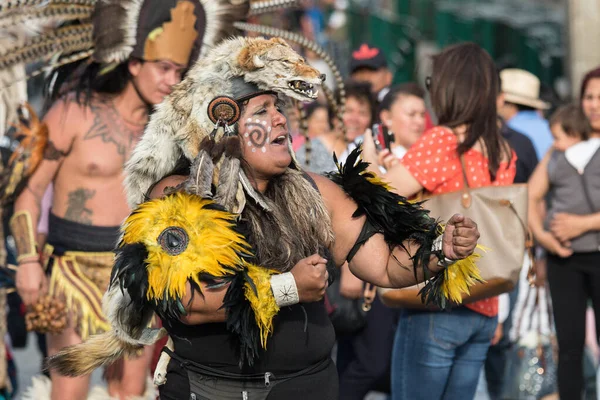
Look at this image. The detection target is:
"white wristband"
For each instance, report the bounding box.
[432,234,443,253]
[270,272,300,307]
[432,234,457,267]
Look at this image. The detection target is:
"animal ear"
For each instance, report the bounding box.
[237,47,264,71]
[252,54,265,69]
[270,37,290,47]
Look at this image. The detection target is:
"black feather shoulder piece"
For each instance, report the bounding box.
[327,147,442,295]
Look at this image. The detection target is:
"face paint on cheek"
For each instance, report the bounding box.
[243,117,272,153]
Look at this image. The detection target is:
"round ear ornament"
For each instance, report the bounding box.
[208,96,241,134]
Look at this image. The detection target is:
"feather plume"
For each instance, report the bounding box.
[198,0,249,59]
[184,137,215,198]
[0,34,27,137]
[0,0,96,15]
[214,136,242,211]
[91,0,144,64]
[249,0,299,15]
[419,247,485,309]
[0,104,49,206]
[0,23,93,70]
[244,263,279,348]
[0,5,93,32]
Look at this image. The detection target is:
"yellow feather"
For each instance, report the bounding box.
[121,193,251,302]
[244,263,279,348]
[441,245,486,304]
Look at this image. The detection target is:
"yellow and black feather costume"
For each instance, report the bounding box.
[113,192,279,366]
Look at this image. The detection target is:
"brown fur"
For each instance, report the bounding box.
[46,331,142,377]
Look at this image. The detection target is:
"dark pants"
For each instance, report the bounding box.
[337,296,398,400]
[484,286,518,400]
[547,251,600,400]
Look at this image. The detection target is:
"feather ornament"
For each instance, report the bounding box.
[244,263,279,348]
[327,147,483,309]
[0,0,97,15]
[214,136,242,211]
[184,136,215,198]
[91,0,144,64]
[419,246,486,309]
[0,103,48,205]
[121,193,250,305]
[249,0,299,15]
[0,4,94,32]
[0,23,93,70]
[198,0,250,59]
[114,192,282,366]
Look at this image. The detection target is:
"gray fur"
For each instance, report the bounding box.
[124,36,324,208]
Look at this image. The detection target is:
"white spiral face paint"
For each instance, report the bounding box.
[242,117,272,154]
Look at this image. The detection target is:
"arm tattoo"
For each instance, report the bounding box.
[64,188,96,225]
[83,97,143,160]
[43,140,69,160]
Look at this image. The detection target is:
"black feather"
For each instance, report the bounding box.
[110,243,151,333]
[327,147,442,302]
[222,271,263,368]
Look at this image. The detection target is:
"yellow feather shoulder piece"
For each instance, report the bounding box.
[121,192,250,302]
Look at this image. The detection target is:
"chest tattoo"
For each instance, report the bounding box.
[83,97,144,159]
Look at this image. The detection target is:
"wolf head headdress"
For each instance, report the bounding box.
[125,35,340,214]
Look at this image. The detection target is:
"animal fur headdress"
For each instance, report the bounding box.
[125,35,330,213]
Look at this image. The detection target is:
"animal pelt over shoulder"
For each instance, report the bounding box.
[124,36,324,209]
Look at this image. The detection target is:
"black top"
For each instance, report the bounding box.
[501,122,538,184]
[167,300,336,374]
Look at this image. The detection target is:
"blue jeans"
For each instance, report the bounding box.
[391,307,497,400]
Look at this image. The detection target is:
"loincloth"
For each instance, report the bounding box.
[43,213,120,340]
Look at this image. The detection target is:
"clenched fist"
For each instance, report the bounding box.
[442,214,480,260]
[290,254,329,303]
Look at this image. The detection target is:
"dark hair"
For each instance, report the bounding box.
[43,58,132,111]
[379,82,425,113]
[429,42,509,180]
[304,102,332,130]
[549,103,591,140]
[505,102,536,113]
[339,80,376,125]
[580,66,600,103]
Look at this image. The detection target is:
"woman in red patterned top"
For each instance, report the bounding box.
[362,43,516,400]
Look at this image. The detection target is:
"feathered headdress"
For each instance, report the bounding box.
[0,0,302,205]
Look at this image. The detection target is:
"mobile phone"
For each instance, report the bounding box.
[372,124,384,151]
[372,124,394,151]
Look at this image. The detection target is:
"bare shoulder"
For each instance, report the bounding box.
[149,175,187,199]
[307,172,355,214]
[307,172,342,196]
[42,94,88,151]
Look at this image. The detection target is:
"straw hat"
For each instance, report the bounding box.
[500,69,550,110]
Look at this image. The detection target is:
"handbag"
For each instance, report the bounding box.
[386,156,530,307]
[503,285,558,400]
[326,270,376,335]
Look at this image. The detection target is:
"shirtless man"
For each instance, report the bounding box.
[9,1,214,398]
